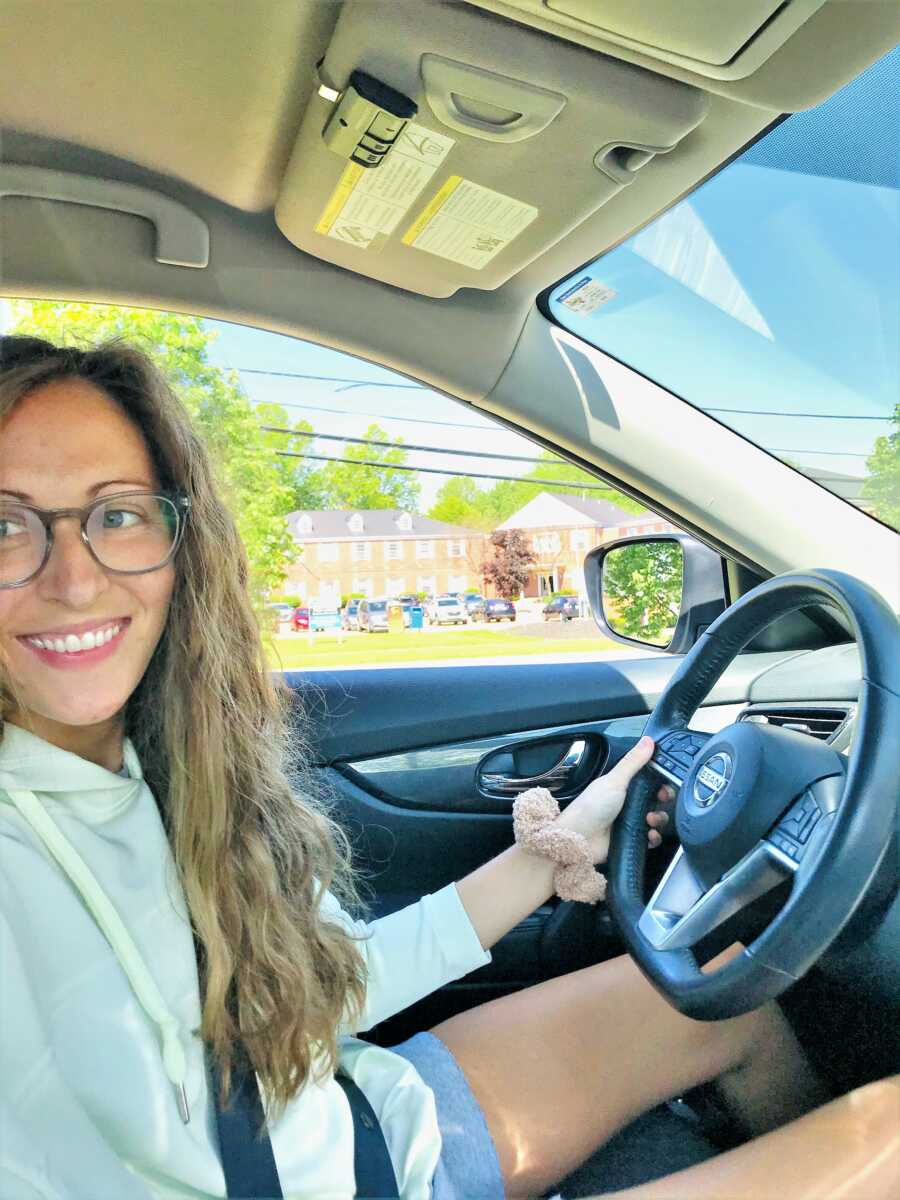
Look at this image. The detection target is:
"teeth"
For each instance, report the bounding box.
[27,623,121,654]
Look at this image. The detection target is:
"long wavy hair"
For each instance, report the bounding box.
[0,335,367,1114]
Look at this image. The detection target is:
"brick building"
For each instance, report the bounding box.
[495,493,676,598]
[283,509,485,606]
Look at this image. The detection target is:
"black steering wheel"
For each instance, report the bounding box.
[607,569,899,1020]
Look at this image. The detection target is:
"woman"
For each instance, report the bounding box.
[0,336,885,1200]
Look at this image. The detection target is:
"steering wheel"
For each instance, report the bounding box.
[606,569,900,1020]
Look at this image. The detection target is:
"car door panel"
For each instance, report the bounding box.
[286,649,829,1037]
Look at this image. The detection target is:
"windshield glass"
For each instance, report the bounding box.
[548,49,898,533]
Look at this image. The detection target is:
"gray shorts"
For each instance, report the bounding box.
[389,1032,505,1200]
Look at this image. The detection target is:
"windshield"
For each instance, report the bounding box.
[368,601,387,612]
[548,49,899,533]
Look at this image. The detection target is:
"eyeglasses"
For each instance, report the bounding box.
[0,491,191,589]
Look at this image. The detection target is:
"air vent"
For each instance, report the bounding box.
[739,706,850,742]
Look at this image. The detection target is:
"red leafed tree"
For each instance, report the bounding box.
[483,530,535,600]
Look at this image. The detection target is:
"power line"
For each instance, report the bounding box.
[261,425,568,465]
[250,397,493,431]
[772,447,870,458]
[234,366,426,391]
[706,407,889,421]
[274,449,618,491]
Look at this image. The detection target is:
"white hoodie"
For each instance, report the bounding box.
[0,724,491,1199]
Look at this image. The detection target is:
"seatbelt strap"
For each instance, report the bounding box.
[211,1055,284,1200]
[336,1071,401,1199]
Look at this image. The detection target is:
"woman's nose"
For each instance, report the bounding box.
[36,517,110,606]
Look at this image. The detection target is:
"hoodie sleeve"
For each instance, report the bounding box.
[322,884,492,1034]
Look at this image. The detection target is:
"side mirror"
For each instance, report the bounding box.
[584,533,727,654]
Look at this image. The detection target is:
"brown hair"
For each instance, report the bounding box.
[0,336,367,1114]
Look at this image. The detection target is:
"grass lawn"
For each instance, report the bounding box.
[266,627,620,670]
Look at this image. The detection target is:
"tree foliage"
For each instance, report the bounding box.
[8,301,299,600]
[308,423,420,512]
[861,404,900,531]
[483,530,536,600]
[428,449,645,529]
[601,541,683,645]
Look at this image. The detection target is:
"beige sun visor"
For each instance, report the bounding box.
[274,0,708,298]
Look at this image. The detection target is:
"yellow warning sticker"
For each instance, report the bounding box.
[402,177,538,269]
[314,123,455,251]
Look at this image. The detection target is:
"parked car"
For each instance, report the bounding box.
[542,596,577,621]
[266,602,294,628]
[561,597,581,622]
[340,601,360,631]
[462,593,486,621]
[483,598,516,623]
[426,597,467,625]
[357,598,389,633]
[290,607,310,632]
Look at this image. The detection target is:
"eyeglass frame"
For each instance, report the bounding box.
[0,490,192,590]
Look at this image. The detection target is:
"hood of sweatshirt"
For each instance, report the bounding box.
[0,722,192,1121]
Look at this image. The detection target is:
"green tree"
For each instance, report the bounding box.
[9,301,299,601]
[601,541,683,645]
[317,423,420,511]
[861,405,900,531]
[255,403,328,511]
[483,530,535,600]
[426,477,496,531]
[427,450,645,530]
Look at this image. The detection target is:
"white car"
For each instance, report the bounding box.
[426,597,467,625]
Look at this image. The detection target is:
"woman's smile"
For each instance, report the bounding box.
[17,615,131,668]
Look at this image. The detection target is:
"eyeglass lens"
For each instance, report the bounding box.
[0,494,179,586]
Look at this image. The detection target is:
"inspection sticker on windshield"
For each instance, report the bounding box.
[401,177,537,269]
[315,123,456,250]
[557,276,617,314]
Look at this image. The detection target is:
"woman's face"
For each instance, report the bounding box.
[0,378,176,737]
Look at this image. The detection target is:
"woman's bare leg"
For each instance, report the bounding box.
[609,1075,900,1200]
[430,950,829,1198]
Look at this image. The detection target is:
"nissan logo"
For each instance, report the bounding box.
[694,752,732,808]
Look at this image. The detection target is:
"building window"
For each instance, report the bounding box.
[317,542,338,562]
[396,512,413,531]
[352,541,370,561]
[416,540,434,558]
[352,577,373,596]
[534,532,561,555]
[448,573,468,593]
[385,541,403,560]
[417,575,436,596]
[387,576,406,596]
[348,513,364,533]
[295,514,313,534]
[627,527,638,536]
[447,539,464,558]
[570,530,589,552]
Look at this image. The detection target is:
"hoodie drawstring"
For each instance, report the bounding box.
[5,786,191,1123]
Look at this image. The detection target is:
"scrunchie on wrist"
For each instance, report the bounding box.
[512,786,606,904]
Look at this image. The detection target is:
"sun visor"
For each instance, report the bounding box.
[275,0,708,298]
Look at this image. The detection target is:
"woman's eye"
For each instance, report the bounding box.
[0,517,27,538]
[101,508,143,529]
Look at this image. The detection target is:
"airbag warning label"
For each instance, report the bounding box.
[315,123,455,250]
[402,177,537,269]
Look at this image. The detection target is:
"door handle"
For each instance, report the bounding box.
[480,739,588,797]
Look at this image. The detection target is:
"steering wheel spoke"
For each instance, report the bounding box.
[639,842,792,951]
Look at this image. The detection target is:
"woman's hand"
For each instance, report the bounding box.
[554,736,676,864]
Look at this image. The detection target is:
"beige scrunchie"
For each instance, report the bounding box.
[512,786,606,904]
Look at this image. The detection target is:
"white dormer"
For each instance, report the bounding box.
[296,513,313,535]
[348,512,365,533]
[396,511,413,532]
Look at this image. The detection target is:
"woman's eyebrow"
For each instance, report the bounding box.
[0,479,154,502]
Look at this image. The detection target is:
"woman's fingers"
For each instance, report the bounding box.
[647,783,676,847]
